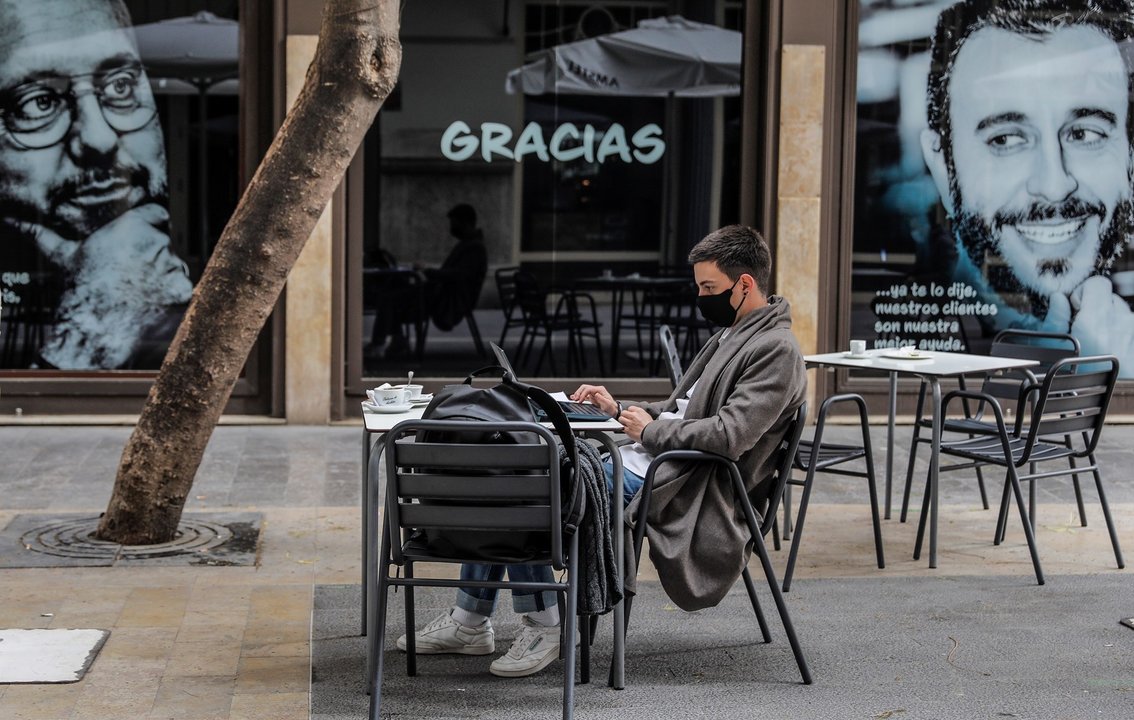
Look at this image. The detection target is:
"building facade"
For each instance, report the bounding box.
[2,0,1131,420]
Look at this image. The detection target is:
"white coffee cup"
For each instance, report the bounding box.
[370,387,409,406]
[849,339,867,356]
[397,383,424,400]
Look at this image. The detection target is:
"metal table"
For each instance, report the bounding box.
[803,349,1038,568]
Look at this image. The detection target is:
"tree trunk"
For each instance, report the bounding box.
[97,0,401,544]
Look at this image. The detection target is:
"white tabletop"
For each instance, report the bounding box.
[362,405,622,433]
[804,349,1038,377]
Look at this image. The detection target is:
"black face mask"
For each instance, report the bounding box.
[696,277,746,328]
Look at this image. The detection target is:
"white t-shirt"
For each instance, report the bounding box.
[619,381,696,478]
[617,328,729,478]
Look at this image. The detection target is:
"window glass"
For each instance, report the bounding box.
[361,1,743,380]
[0,0,239,370]
[852,0,1134,377]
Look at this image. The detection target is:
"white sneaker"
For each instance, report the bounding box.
[489,616,563,677]
[396,611,495,655]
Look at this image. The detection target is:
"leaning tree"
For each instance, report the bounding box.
[97,0,402,544]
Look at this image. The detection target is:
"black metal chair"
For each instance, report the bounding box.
[368,419,583,720]
[625,403,813,685]
[927,355,1123,586]
[782,393,885,592]
[513,270,605,376]
[657,324,683,389]
[901,330,1082,522]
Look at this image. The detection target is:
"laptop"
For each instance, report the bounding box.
[489,342,613,421]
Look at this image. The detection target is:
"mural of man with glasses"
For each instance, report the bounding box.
[0,0,191,369]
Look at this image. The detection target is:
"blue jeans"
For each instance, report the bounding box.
[456,564,557,615]
[456,461,645,614]
[603,460,646,507]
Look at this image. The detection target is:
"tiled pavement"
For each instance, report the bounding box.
[1,422,1132,719]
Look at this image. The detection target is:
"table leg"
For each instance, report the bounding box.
[582,430,624,690]
[361,429,385,637]
[913,379,943,568]
[361,428,370,636]
[929,378,942,568]
[885,371,897,519]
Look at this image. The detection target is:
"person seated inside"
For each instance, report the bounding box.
[396,225,806,678]
[367,203,487,359]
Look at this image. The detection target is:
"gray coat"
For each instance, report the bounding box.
[626,296,806,611]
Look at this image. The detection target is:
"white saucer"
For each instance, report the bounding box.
[881,351,932,360]
[362,401,414,414]
[409,394,434,406]
[842,351,871,359]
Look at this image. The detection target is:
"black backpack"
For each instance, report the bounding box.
[415,367,584,561]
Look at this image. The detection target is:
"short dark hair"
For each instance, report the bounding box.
[926,0,1134,181]
[447,203,477,226]
[687,225,772,294]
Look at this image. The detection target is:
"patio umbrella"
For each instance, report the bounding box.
[504,15,741,98]
[133,11,240,266]
[505,16,741,261]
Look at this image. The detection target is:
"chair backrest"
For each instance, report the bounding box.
[658,324,684,388]
[1020,355,1119,461]
[495,266,520,313]
[384,419,566,567]
[512,270,549,319]
[757,401,808,537]
[983,329,1081,408]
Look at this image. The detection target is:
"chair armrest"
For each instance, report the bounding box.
[940,389,1019,462]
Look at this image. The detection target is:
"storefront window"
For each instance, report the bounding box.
[360,1,743,380]
[851,0,1134,377]
[0,0,239,371]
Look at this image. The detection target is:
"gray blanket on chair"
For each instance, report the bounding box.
[562,438,622,615]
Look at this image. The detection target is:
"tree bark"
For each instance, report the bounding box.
[97,0,401,544]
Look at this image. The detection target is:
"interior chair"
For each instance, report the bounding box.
[657,324,683,388]
[368,419,584,720]
[927,355,1123,586]
[782,393,885,592]
[900,330,1082,522]
[513,270,605,376]
[624,403,813,685]
[495,266,525,348]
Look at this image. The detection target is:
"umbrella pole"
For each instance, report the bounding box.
[198,84,210,266]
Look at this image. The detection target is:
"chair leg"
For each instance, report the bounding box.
[367,531,392,719]
[1069,450,1088,527]
[771,516,781,552]
[741,567,772,643]
[1005,466,1045,585]
[1091,467,1125,569]
[782,483,793,540]
[994,475,1012,545]
[404,562,417,676]
[1028,478,1037,532]
[783,469,817,593]
[466,311,486,358]
[750,528,812,684]
[561,554,579,720]
[901,385,929,523]
[975,465,990,510]
[863,448,886,572]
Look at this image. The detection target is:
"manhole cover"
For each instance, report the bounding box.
[21,517,233,560]
[0,512,261,568]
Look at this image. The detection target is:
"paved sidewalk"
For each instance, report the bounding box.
[0,423,1131,719]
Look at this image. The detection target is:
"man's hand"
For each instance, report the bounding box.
[1065,276,1134,364]
[617,405,653,442]
[29,204,193,368]
[570,383,619,416]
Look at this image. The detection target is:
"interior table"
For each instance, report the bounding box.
[574,275,693,374]
[803,349,1038,569]
[360,405,628,689]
